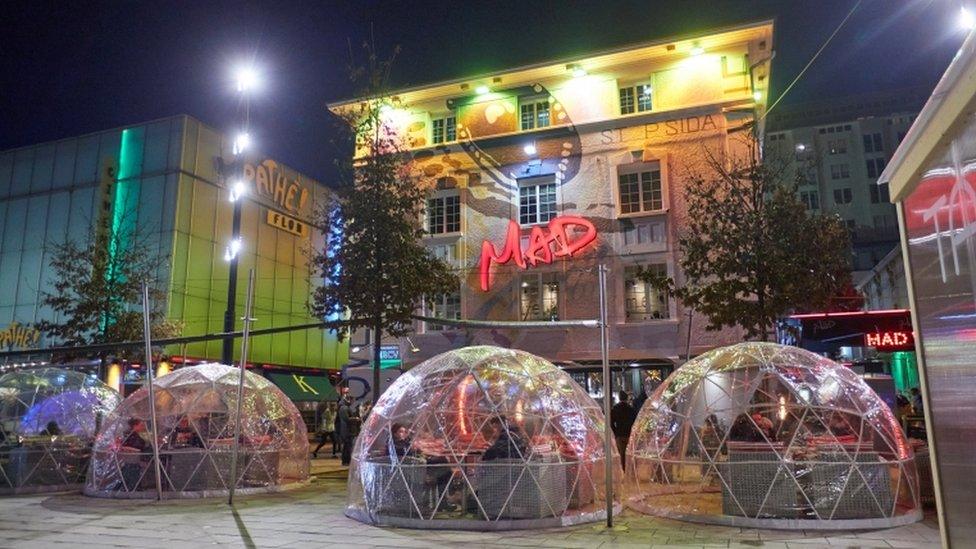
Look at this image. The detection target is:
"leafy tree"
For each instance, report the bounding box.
[39,211,181,356]
[641,137,851,340]
[311,46,456,403]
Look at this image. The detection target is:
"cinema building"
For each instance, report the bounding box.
[331,21,775,393]
[0,115,348,394]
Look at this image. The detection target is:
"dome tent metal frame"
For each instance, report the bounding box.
[84,363,309,499]
[345,345,621,530]
[627,342,922,530]
[0,367,121,495]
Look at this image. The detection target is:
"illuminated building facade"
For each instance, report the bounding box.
[0,115,348,378]
[331,21,775,385]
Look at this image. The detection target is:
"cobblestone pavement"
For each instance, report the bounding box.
[0,467,941,549]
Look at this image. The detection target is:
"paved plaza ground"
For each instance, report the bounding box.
[0,458,941,549]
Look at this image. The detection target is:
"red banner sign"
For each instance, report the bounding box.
[479,216,597,291]
[864,330,914,351]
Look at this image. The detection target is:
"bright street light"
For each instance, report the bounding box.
[229,180,246,202]
[961,6,975,31]
[224,238,243,261]
[235,66,258,93]
[523,143,537,155]
[233,132,250,155]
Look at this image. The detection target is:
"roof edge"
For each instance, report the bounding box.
[326,19,775,110]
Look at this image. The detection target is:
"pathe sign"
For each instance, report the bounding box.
[244,159,312,238]
[479,215,597,291]
[864,330,914,352]
[0,322,40,350]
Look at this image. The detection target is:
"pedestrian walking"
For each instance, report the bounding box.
[610,390,636,471]
[312,401,337,458]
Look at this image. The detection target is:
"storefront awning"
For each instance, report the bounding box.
[266,372,338,402]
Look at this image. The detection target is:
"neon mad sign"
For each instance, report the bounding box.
[864,330,914,352]
[479,215,597,291]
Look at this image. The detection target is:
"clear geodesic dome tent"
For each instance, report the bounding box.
[85,363,309,498]
[346,346,619,530]
[0,368,121,494]
[627,342,921,529]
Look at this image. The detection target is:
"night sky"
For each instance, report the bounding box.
[0,0,967,183]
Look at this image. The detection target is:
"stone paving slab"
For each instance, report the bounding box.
[0,476,941,549]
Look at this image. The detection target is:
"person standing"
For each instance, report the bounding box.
[312,401,337,459]
[610,391,636,471]
[910,387,924,415]
[337,396,359,466]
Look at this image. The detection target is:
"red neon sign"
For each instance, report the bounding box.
[479,215,597,291]
[864,330,914,351]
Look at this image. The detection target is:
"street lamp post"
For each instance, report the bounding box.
[222,66,255,366]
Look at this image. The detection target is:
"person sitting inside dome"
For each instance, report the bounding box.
[389,423,414,459]
[482,416,528,461]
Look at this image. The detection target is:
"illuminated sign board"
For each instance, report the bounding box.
[266,210,310,237]
[479,215,597,291]
[244,159,312,238]
[0,322,40,350]
[864,330,914,352]
[379,345,401,369]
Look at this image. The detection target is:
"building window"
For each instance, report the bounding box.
[520,97,550,130]
[827,138,847,155]
[431,115,456,144]
[520,273,559,321]
[426,194,461,234]
[873,215,895,229]
[624,265,671,321]
[618,166,663,215]
[865,157,886,179]
[426,291,461,331]
[800,190,819,211]
[863,132,883,153]
[619,84,652,114]
[869,182,891,204]
[518,176,557,225]
[830,164,850,180]
[833,188,853,205]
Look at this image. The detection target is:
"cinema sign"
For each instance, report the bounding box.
[244,159,312,238]
[479,215,597,291]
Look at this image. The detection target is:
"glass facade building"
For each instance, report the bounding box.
[0,115,347,371]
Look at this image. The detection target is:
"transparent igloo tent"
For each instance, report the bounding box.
[0,367,121,494]
[346,346,619,530]
[627,342,921,529]
[85,363,309,498]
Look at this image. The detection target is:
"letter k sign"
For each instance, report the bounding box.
[292,374,319,395]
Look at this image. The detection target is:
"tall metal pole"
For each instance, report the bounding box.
[228,269,255,506]
[222,67,251,366]
[141,282,164,501]
[598,264,614,527]
[222,201,242,365]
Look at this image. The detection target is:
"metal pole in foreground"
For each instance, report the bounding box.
[141,282,164,501]
[228,269,255,506]
[598,264,613,528]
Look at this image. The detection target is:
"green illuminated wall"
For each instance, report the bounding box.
[163,117,347,369]
[0,115,346,368]
[889,351,919,393]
